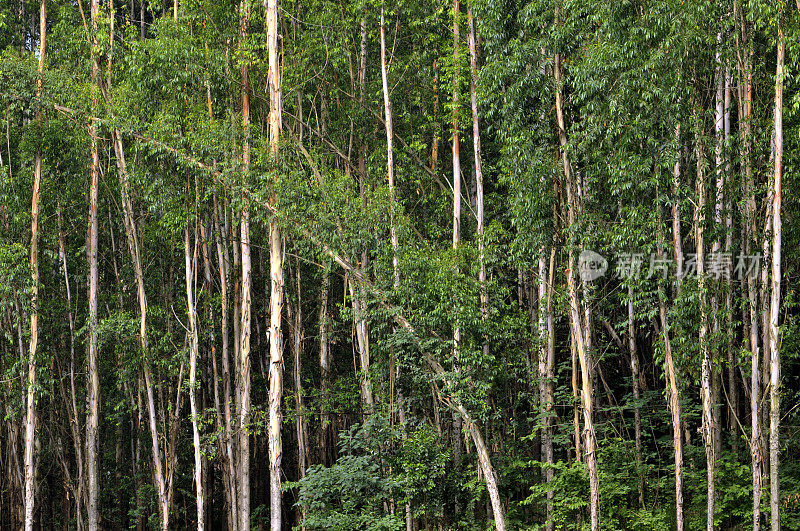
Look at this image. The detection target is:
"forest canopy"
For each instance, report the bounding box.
[0,0,799,529]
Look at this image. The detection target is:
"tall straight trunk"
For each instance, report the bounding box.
[112,125,170,530]
[452,0,461,254]
[204,47,238,529]
[238,1,253,528]
[353,13,373,414]
[628,286,644,508]
[380,1,399,289]
[695,105,715,531]
[468,8,488,360]
[769,12,784,530]
[349,277,374,408]
[86,0,101,525]
[450,0,464,486]
[669,123,685,531]
[213,196,238,530]
[539,249,556,531]
[290,261,310,528]
[736,9,762,524]
[185,224,204,530]
[57,204,85,530]
[431,58,440,172]
[555,38,599,530]
[24,2,45,528]
[318,270,332,465]
[723,67,737,443]
[711,36,725,462]
[266,0,285,526]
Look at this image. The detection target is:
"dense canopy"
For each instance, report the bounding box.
[0,0,798,529]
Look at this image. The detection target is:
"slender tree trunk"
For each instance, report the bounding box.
[555,38,599,530]
[628,286,644,508]
[450,0,465,492]
[736,10,762,525]
[24,2,46,528]
[539,249,556,531]
[769,12,784,530]
[669,122,685,531]
[86,0,101,524]
[57,204,85,530]
[711,36,725,463]
[212,196,238,530]
[695,102,715,531]
[380,0,399,289]
[266,0,285,525]
[318,269,332,465]
[290,261,309,528]
[185,224,204,530]
[238,1,253,528]
[468,8,488,361]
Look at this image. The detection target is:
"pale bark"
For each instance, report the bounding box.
[539,249,556,531]
[669,123,685,531]
[769,13,784,530]
[266,0,285,525]
[468,8,488,360]
[735,9,762,524]
[380,0,399,290]
[23,2,45,528]
[238,1,253,527]
[213,196,238,530]
[555,39,598,530]
[695,105,715,531]
[185,225,204,530]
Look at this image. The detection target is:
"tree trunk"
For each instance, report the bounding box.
[185,224,204,530]
[669,122,685,531]
[266,0,285,525]
[24,2,45,527]
[735,10,762,525]
[539,249,556,531]
[213,197,238,530]
[380,1,399,290]
[468,7,488,361]
[238,1,253,528]
[290,261,310,528]
[555,37,599,530]
[769,12,784,530]
[86,0,101,525]
[628,286,644,508]
[318,270,332,465]
[695,102,715,531]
